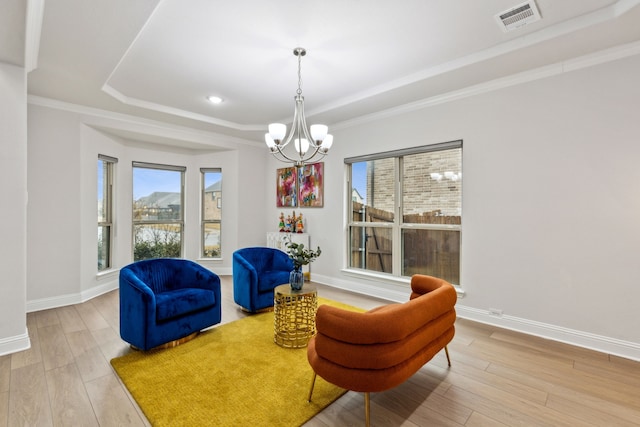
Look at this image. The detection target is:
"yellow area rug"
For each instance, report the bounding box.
[111,298,362,426]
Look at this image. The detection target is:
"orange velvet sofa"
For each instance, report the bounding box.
[307,274,457,426]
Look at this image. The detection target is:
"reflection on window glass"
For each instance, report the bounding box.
[402,149,462,224]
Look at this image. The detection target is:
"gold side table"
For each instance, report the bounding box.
[273,284,318,348]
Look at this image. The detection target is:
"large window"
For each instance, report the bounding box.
[346,141,462,285]
[201,168,222,258]
[98,155,117,271]
[132,162,185,261]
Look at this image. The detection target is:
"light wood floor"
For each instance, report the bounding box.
[1,276,639,426]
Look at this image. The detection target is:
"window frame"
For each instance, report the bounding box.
[132,161,186,261]
[345,140,462,284]
[200,168,222,259]
[98,154,117,272]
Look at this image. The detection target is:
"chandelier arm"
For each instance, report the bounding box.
[280,95,304,148]
[296,98,317,147]
[301,147,325,163]
[271,145,301,164]
[271,137,326,166]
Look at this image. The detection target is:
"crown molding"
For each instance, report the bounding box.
[332,39,640,131]
[101,83,263,132]
[27,94,261,150]
[282,0,640,123]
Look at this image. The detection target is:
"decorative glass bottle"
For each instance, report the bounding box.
[289,267,304,291]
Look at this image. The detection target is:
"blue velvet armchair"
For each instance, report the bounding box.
[232,247,294,312]
[119,258,221,351]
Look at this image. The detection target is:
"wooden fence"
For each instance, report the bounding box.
[351,202,460,283]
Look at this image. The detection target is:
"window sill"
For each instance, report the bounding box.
[341,268,410,286]
[197,257,224,262]
[340,268,465,298]
[96,269,119,280]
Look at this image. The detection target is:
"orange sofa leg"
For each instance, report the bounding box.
[307,372,317,402]
[364,392,370,427]
[445,345,451,367]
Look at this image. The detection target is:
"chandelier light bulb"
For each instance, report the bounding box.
[264,133,276,149]
[268,123,287,143]
[310,124,328,142]
[320,134,334,153]
[295,138,310,155]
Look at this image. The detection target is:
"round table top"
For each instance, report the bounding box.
[274,283,317,297]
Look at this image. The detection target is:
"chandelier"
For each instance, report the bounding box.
[264,47,334,168]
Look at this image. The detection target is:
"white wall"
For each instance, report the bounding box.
[267,53,640,359]
[27,106,82,302]
[0,63,30,355]
[26,102,267,311]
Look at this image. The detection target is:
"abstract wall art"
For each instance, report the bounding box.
[298,162,323,207]
[276,162,324,207]
[276,166,297,207]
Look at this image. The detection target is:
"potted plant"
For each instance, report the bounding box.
[285,237,321,290]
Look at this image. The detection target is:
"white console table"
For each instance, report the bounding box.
[266,232,311,279]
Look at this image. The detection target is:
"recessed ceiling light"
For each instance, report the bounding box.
[207,95,223,104]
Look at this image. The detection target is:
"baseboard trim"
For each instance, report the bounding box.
[455,305,640,362]
[312,272,409,302]
[315,271,466,302]
[26,279,119,313]
[25,271,640,362]
[26,262,228,313]
[0,330,31,357]
[314,274,640,363]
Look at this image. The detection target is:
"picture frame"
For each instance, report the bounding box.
[298,162,324,207]
[276,167,297,207]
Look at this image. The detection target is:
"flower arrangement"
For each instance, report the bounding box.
[285,237,321,270]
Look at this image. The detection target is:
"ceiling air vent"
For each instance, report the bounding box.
[495,1,541,32]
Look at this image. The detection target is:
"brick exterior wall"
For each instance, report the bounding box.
[365,148,461,217]
[203,190,221,220]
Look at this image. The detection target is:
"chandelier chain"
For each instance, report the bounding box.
[297,52,303,96]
